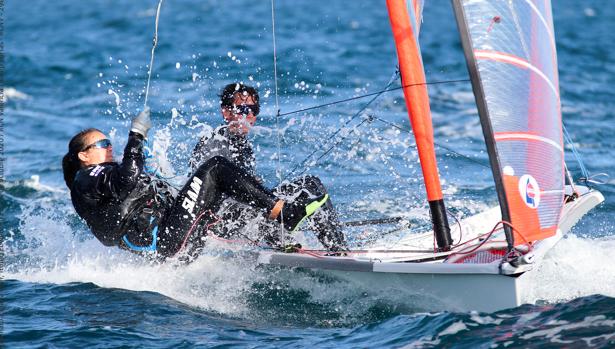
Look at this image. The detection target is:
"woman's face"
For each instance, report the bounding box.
[77,131,113,166]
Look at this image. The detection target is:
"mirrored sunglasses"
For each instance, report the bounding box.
[231,104,259,116]
[82,138,112,151]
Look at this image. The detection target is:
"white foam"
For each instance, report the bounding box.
[5,170,614,320]
[107,88,123,115]
[4,87,31,102]
[520,315,615,343]
[149,127,178,178]
[5,205,256,317]
[439,321,469,336]
[522,234,615,303]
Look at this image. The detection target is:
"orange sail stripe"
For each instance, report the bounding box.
[474,50,559,99]
[494,132,563,152]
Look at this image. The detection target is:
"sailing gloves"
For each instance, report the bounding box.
[131,107,152,138]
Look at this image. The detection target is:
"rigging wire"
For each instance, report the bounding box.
[369,115,490,169]
[278,78,470,118]
[284,76,489,178]
[562,124,589,180]
[285,69,401,178]
[270,0,282,183]
[143,0,164,109]
[270,0,286,244]
[562,124,609,186]
[289,115,374,179]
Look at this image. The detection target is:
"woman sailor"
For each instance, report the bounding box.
[62,109,329,261]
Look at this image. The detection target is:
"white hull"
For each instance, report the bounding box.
[255,186,604,312]
[321,268,519,312]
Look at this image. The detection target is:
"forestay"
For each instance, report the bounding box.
[410,0,425,34]
[453,0,564,246]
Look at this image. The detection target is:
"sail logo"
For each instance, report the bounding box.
[518,174,540,209]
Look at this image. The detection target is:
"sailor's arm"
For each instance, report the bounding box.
[79,132,145,201]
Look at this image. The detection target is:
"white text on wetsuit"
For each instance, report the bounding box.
[182,176,202,217]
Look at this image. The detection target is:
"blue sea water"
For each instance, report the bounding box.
[3,0,615,348]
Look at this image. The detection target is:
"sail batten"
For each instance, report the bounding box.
[493,132,562,152]
[474,50,559,97]
[452,0,565,247]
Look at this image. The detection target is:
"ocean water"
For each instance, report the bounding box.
[3,0,615,348]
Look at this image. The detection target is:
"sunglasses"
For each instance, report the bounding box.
[82,138,112,151]
[230,104,259,116]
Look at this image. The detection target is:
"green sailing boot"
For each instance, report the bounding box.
[278,194,329,232]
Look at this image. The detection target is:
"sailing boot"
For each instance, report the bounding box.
[270,194,330,232]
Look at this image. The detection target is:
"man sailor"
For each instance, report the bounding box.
[190,83,348,252]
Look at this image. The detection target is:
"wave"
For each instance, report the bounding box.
[3,87,31,103]
[4,178,615,327]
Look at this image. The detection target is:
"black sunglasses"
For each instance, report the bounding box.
[82,138,112,151]
[230,104,259,116]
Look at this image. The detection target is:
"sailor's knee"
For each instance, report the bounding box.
[204,155,228,166]
[303,175,326,193]
[197,156,229,174]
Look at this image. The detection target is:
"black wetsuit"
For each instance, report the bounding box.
[190,126,257,177]
[191,126,348,251]
[70,131,277,259]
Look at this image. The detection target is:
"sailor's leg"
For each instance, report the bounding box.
[157,156,277,258]
[212,200,264,239]
[275,175,348,251]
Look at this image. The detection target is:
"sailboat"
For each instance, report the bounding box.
[237,0,604,312]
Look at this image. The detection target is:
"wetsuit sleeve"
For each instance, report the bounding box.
[190,133,212,171]
[190,127,222,171]
[113,131,146,194]
[235,136,257,177]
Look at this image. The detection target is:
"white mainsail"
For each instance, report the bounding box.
[453,0,564,246]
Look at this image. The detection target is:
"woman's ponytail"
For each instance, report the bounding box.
[62,152,80,189]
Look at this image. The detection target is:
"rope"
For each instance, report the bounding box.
[143,0,163,109]
[449,209,463,246]
[270,0,286,245]
[285,69,400,178]
[563,124,590,180]
[195,218,527,261]
[270,0,282,184]
[369,115,490,169]
[282,74,485,178]
[278,78,470,117]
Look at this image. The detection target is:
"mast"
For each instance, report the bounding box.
[386,0,453,251]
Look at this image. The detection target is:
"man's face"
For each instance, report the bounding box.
[221,92,258,135]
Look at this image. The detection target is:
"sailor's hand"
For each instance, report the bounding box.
[131,107,152,138]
